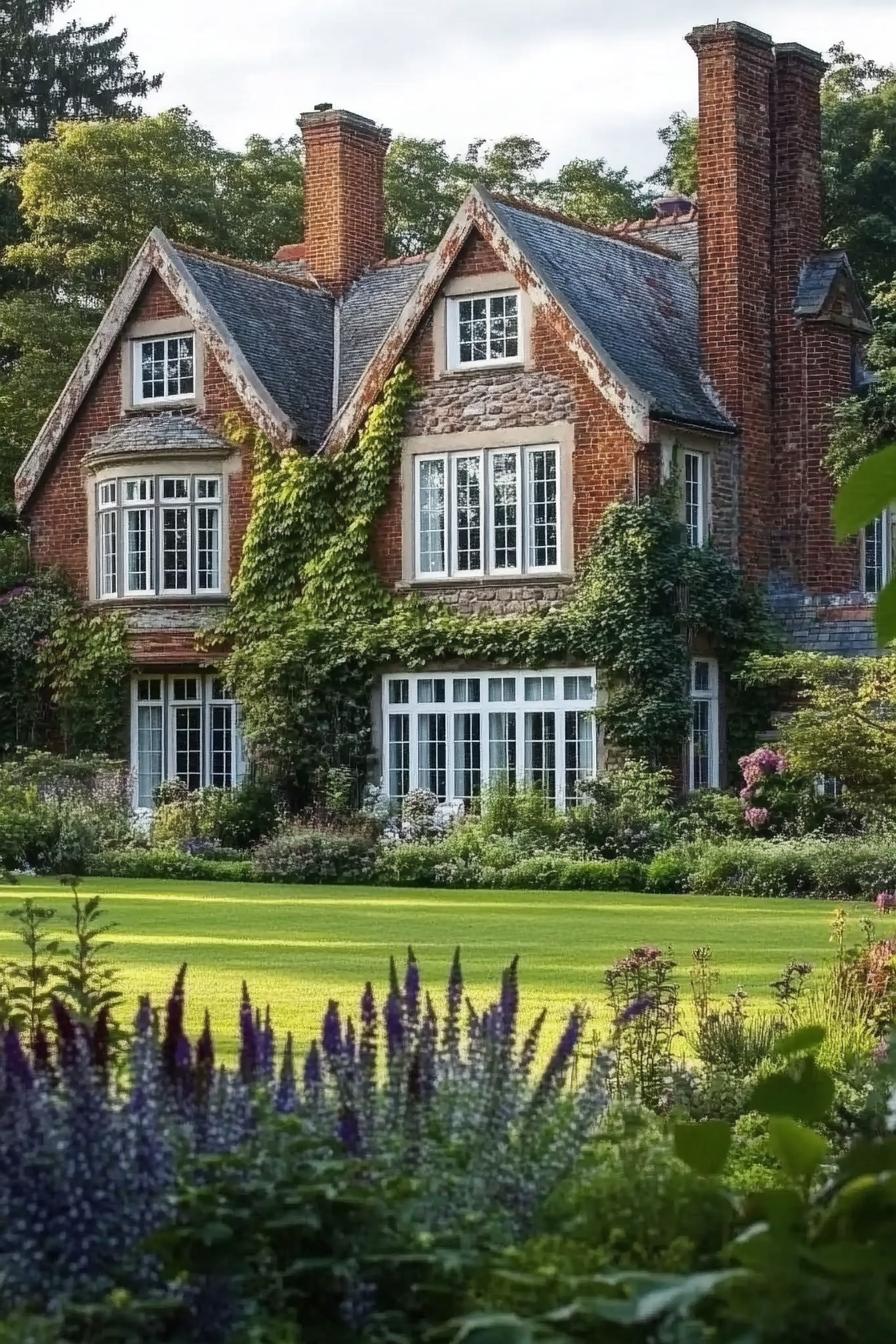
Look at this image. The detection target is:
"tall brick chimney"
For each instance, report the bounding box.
[299,106,390,291]
[686,21,775,579]
[770,44,857,592]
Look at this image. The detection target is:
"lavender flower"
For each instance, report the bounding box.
[534,1008,584,1102]
[384,989,404,1061]
[614,995,656,1029]
[303,1040,322,1095]
[276,1032,296,1113]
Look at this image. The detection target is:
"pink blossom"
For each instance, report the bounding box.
[875,891,896,915]
[744,807,769,830]
[738,786,753,802]
[738,747,787,789]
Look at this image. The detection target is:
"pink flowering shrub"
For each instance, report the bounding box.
[743,807,770,831]
[875,891,896,914]
[738,747,787,789]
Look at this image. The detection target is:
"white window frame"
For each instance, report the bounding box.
[682,450,708,547]
[130,673,245,811]
[862,508,893,597]
[413,444,560,581]
[132,332,196,406]
[688,657,720,791]
[446,290,522,371]
[96,472,223,599]
[380,667,597,811]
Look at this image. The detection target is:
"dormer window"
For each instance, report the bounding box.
[133,333,195,404]
[447,291,520,369]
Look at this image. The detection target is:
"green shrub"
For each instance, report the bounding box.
[374,841,440,887]
[571,759,676,860]
[495,856,647,891]
[152,781,279,850]
[645,845,693,892]
[674,788,746,843]
[252,825,376,884]
[87,849,254,882]
[681,837,896,900]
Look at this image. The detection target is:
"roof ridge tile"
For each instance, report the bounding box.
[171,240,327,293]
[487,192,678,259]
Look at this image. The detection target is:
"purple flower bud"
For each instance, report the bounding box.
[3,1028,32,1089]
[276,1032,296,1113]
[405,948,420,1021]
[304,1041,322,1094]
[535,1008,584,1101]
[174,1033,191,1072]
[322,1000,342,1059]
[361,982,376,1031]
[260,1005,275,1081]
[196,1010,215,1075]
[614,995,655,1029]
[162,964,187,1083]
[239,982,258,1085]
[384,989,404,1061]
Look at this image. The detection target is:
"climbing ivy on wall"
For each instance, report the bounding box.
[219,363,776,799]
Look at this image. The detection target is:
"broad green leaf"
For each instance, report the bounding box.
[453,1317,535,1344]
[768,1117,828,1182]
[577,1270,745,1324]
[743,1187,804,1230]
[728,1223,798,1273]
[774,1024,825,1057]
[833,442,896,538]
[838,1136,896,1179]
[674,1120,732,1175]
[875,576,896,646]
[749,1057,834,1122]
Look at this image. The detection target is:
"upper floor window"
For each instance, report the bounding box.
[688,657,719,791]
[682,450,708,547]
[414,444,559,580]
[133,333,195,404]
[862,509,893,596]
[96,473,222,599]
[447,291,520,369]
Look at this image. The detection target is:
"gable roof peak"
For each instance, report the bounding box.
[480,188,679,260]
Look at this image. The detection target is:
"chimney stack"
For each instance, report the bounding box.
[299,107,390,291]
[686,21,776,578]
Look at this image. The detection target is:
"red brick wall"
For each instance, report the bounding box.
[24,271,256,621]
[300,108,389,291]
[687,22,775,581]
[370,231,640,592]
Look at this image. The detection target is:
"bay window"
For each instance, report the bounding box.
[132,674,244,809]
[688,657,719,791]
[414,444,559,580]
[96,473,223,598]
[382,668,596,810]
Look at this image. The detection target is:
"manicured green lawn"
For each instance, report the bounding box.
[1,877,850,1058]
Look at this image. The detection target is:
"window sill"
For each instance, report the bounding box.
[440,361,526,379]
[124,398,199,416]
[89,595,229,607]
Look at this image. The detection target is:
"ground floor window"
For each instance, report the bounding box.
[688,657,719,791]
[131,673,245,808]
[381,668,596,810]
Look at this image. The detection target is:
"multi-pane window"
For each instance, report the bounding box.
[414,445,560,579]
[683,450,708,547]
[133,334,195,403]
[132,674,243,809]
[862,510,893,596]
[449,292,520,367]
[688,657,719,791]
[381,669,596,810]
[95,474,223,598]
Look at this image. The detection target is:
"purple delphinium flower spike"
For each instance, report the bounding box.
[322,1000,343,1061]
[52,997,77,1069]
[359,982,377,1088]
[276,1032,296,1113]
[500,955,519,1045]
[534,1008,584,1102]
[345,1016,357,1068]
[338,1105,361,1155]
[443,946,463,1056]
[519,1007,548,1080]
[614,995,656,1030]
[174,1033,192,1073]
[3,1028,33,1089]
[196,1010,215,1074]
[405,947,420,1023]
[260,1005,275,1082]
[384,988,404,1061]
[239,982,258,1086]
[162,964,187,1083]
[32,1025,50,1073]
[92,1006,110,1083]
[304,1040,322,1096]
[135,995,152,1035]
[419,995,437,1102]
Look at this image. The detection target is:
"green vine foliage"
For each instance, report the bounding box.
[824,278,896,486]
[221,363,775,798]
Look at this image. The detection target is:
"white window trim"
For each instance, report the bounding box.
[446,290,522,371]
[132,332,197,406]
[861,508,893,597]
[413,443,560,581]
[96,472,224,600]
[380,667,597,811]
[688,657,720,791]
[131,674,245,811]
[682,449,709,548]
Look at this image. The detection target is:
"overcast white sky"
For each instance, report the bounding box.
[68,0,896,177]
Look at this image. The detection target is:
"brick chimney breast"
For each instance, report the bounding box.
[299,107,391,292]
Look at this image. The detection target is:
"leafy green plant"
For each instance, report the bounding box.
[4,899,60,1042]
[54,882,122,1027]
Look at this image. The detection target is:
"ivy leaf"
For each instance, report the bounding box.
[833,442,896,538]
[773,1024,826,1057]
[767,1117,828,1183]
[875,576,896,647]
[674,1120,731,1175]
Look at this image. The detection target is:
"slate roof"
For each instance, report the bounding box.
[487,197,732,433]
[337,260,429,407]
[793,250,854,318]
[641,219,699,276]
[86,413,234,463]
[172,247,336,446]
[769,587,881,657]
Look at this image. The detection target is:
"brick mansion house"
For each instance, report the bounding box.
[15,20,874,810]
